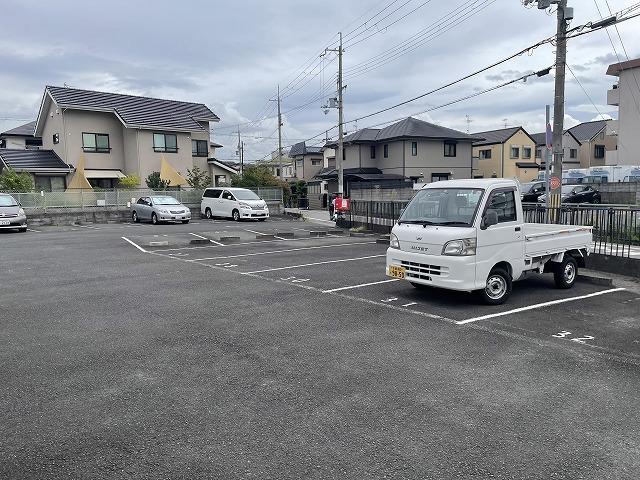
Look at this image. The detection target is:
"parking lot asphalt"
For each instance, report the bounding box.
[2,217,640,479]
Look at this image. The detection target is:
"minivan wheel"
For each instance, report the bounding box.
[479,268,512,305]
[232,209,240,222]
[151,213,159,225]
[205,208,213,219]
[132,211,139,223]
[554,256,577,289]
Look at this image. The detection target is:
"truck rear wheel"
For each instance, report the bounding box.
[554,256,577,289]
[479,268,512,305]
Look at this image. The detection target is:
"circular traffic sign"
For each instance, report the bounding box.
[550,176,561,190]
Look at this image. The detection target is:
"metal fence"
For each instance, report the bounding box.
[4,187,283,210]
[345,200,640,257]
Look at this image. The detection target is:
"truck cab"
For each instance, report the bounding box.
[386,179,592,304]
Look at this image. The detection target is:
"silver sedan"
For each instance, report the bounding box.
[131,196,191,224]
[0,193,27,232]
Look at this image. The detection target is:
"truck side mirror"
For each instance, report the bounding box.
[481,210,499,230]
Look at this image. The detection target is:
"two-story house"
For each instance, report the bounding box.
[564,120,617,168]
[472,127,539,181]
[33,85,219,189]
[0,121,42,150]
[531,130,580,169]
[288,142,324,181]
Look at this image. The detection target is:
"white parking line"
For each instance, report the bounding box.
[189,233,209,240]
[27,228,41,233]
[456,288,626,325]
[121,236,148,253]
[209,239,226,246]
[322,279,400,293]
[243,255,386,274]
[190,241,376,261]
[243,228,287,240]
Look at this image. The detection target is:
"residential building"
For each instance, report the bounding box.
[607,57,640,165]
[0,149,70,191]
[208,159,238,186]
[0,121,42,150]
[564,120,616,168]
[288,142,324,181]
[33,85,219,189]
[472,127,539,181]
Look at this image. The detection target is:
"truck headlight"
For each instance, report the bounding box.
[389,233,400,249]
[442,238,476,256]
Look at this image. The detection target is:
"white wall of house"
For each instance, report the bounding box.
[2,137,26,149]
[612,67,640,165]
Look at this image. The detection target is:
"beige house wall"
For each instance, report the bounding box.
[578,129,617,168]
[473,144,503,178]
[473,130,537,181]
[136,130,194,185]
[41,101,65,160]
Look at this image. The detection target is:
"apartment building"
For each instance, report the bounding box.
[607,58,640,165]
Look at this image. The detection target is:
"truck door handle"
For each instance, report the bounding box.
[515,227,521,232]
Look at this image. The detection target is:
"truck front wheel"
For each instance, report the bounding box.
[554,256,577,289]
[479,268,512,305]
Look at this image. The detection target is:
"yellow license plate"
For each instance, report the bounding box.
[388,265,405,279]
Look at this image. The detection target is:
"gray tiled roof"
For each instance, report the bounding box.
[530,132,547,146]
[472,127,522,146]
[1,121,37,137]
[566,120,607,142]
[288,142,323,157]
[46,86,219,132]
[377,117,479,142]
[0,149,70,171]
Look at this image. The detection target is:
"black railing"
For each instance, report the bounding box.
[345,200,640,257]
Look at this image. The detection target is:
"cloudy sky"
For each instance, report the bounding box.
[1,0,639,162]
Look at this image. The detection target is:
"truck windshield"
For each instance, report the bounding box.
[399,188,484,227]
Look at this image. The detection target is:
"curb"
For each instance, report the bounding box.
[577,273,613,287]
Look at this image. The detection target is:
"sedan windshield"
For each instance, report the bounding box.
[399,188,484,227]
[233,190,260,200]
[0,195,19,207]
[151,196,181,205]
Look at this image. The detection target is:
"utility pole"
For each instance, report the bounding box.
[270,85,284,180]
[322,32,345,196]
[545,104,552,222]
[237,126,244,178]
[550,0,568,212]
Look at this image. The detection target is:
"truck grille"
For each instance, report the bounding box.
[401,260,446,281]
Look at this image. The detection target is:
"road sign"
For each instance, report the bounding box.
[550,176,561,190]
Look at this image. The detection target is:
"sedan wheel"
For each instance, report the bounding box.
[132,211,139,223]
[152,213,158,225]
[232,209,240,222]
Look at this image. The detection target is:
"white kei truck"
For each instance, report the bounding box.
[386,179,593,304]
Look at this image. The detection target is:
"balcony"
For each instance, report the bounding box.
[607,86,619,106]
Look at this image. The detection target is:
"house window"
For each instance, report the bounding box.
[153,133,178,153]
[82,133,110,153]
[296,159,303,167]
[383,144,388,158]
[191,139,208,157]
[523,147,532,159]
[444,141,457,157]
[479,149,491,159]
[370,146,376,159]
[311,159,322,166]
[535,148,542,159]
[510,146,520,158]
[594,145,605,158]
[570,148,577,159]
[53,133,59,144]
[34,175,66,192]
[431,173,449,182]
[411,142,417,156]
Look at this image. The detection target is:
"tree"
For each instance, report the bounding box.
[145,171,171,190]
[186,166,212,189]
[0,168,34,192]
[117,175,140,189]
[230,164,291,203]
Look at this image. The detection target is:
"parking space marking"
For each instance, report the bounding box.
[242,228,287,241]
[188,241,377,261]
[189,233,209,240]
[26,228,41,233]
[243,255,385,274]
[152,236,365,252]
[456,288,626,325]
[323,279,400,293]
[381,297,398,303]
[121,236,148,253]
[402,302,418,307]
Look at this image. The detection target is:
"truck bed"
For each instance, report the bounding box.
[523,223,593,257]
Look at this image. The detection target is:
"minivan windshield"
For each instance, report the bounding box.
[233,190,261,200]
[150,196,181,205]
[0,195,19,207]
[398,188,484,227]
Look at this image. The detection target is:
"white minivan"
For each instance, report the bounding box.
[201,187,269,221]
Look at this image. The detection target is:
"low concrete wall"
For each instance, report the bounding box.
[599,183,640,205]
[587,253,640,278]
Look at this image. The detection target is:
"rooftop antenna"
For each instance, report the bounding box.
[465,114,473,134]
[502,118,508,129]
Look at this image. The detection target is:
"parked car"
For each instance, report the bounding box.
[131,196,191,224]
[520,181,546,203]
[0,193,27,232]
[387,179,593,305]
[201,187,269,221]
[538,185,601,204]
